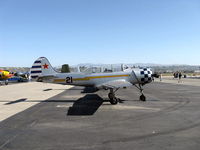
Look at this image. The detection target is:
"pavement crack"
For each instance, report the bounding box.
[0,134,18,149]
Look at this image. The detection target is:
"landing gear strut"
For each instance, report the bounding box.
[108,88,119,105]
[135,84,146,101]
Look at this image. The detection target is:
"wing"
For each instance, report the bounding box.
[96,79,133,89]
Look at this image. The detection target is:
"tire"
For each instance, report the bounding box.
[140,94,146,101]
[110,97,118,105]
[108,93,114,100]
[108,93,118,105]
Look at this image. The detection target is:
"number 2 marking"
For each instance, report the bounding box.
[66,77,73,83]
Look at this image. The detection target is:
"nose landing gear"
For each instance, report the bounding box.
[134,84,146,101]
[139,87,146,101]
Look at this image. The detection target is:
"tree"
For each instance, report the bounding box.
[61,64,70,73]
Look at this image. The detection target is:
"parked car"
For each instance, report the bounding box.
[8,76,28,82]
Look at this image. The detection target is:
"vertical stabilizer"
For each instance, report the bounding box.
[30,57,57,79]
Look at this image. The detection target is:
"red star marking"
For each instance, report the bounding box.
[43,63,49,69]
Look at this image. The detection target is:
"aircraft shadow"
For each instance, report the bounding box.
[81,86,99,93]
[4,98,27,105]
[42,86,98,94]
[3,94,105,115]
[67,94,103,116]
[2,99,77,105]
[68,87,84,90]
[43,88,53,91]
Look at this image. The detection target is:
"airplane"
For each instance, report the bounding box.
[0,70,14,85]
[30,57,154,105]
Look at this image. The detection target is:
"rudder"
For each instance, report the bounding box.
[30,57,57,80]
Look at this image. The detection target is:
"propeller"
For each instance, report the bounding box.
[152,73,160,78]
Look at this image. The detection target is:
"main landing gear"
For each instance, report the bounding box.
[108,88,120,105]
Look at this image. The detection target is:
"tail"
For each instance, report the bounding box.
[30,57,57,80]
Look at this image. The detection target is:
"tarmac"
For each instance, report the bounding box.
[0,78,200,150]
[0,82,73,121]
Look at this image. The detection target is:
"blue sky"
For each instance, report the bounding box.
[0,0,200,67]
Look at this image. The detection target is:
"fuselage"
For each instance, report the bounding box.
[0,70,13,80]
[44,68,146,88]
[31,57,153,89]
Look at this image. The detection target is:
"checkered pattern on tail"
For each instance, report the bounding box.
[140,68,153,83]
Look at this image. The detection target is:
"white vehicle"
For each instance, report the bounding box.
[31,57,153,105]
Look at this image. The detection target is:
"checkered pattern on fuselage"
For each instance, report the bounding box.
[140,68,152,83]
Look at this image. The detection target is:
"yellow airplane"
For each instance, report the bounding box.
[0,70,14,85]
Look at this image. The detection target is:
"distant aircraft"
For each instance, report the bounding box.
[30,57,154,105]
[0,70,14,85]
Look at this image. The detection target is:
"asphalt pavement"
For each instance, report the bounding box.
[1,81,200,150]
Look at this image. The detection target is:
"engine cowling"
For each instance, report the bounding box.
[139,68,153,85]
[131,68,153,85]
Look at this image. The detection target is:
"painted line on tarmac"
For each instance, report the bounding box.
[56,104,160,111]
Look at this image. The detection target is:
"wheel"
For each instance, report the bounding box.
[5,80,8,85]
[108,93,114,100]
[110,97,118,105]
[140,94,146,101]
[108,93,118,105]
